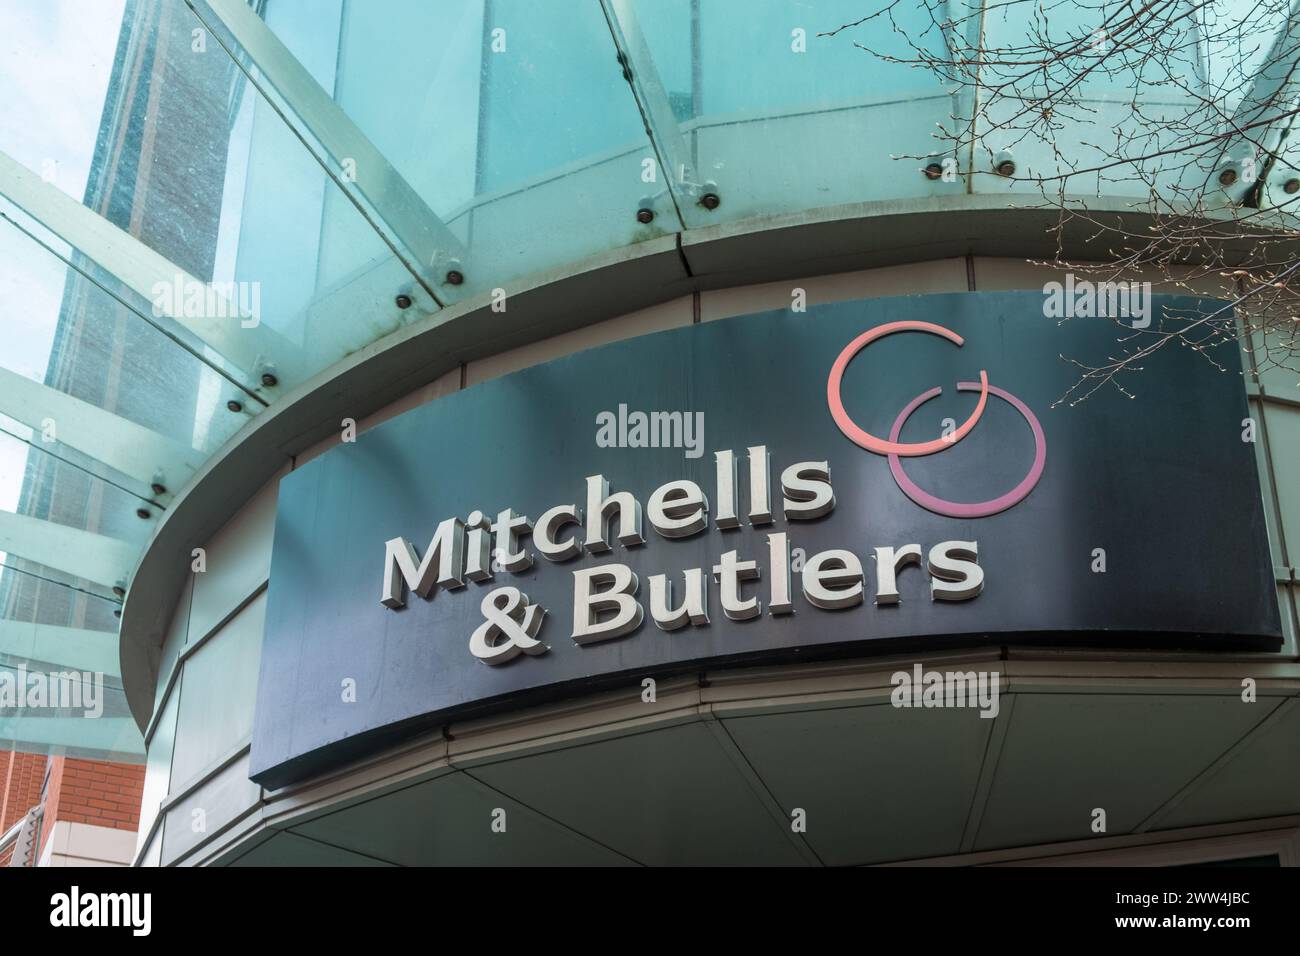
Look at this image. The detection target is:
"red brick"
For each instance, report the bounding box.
[31,754,145,853]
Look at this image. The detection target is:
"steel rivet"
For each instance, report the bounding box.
[261,372,278,388]
[136,508,151,520]
[395,293,412,309]
[112,585,126,597]
[636,208,654,224]
[1284,178,1300,195]
[699,192,721,210]
[1219,168,1238,187]
[924,162,944,180]
[227,399,243,413]
[996,160,1016,177]
[151,482,166,496]
[445,270,464,286]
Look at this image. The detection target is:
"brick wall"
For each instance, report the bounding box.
[0,750,46,831]
[0,749,47,866]
[1,750,144,866]
[40,757,145,851]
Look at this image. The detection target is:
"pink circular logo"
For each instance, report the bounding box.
[827,321,1046,518]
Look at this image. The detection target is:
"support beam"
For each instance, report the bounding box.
[187,0,468,302]
[599,0,710,227]
[0,511,137,590]
[0,151,291,389]
[0,620,120,677]
[0,366,206,494]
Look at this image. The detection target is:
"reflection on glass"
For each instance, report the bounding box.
[630,0,964,220]
[263,0,671,291]
[0,0,1294,771]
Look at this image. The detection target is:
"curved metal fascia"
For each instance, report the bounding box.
[118,194,1300,730]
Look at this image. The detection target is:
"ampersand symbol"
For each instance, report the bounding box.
[469,586,548,665]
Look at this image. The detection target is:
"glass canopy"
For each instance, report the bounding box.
[2,0,1297,762]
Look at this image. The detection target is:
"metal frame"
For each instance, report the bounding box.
[1214,0,1300,204]
[0,717,143,758]
[0,510,137,589]
[0,366,206,494]
[598,0,714,226]
[0,151,292,392]
[0,620,120,676]
[0,806,42,868]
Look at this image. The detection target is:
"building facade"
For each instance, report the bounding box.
[0,0,1298,867]
[123,256,1300,867]
[1,748,144,867]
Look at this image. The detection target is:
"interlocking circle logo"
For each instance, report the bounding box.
[826,320,1046,518]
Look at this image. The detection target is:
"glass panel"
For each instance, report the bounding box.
[0,708,142,761]
[260,0,672,292]
[0,619,119,676]
[0,0,128,207]
[0,427,142,760]
[170,589,265,786]
[0,426,158,577]
[0,412,160,513]
[631,0,965,221]
[685,1,950,112]
[979,0,1203,97]
[1202,0,1292,116]
[0,554,118,618]
[0,0,436,396]
[973,0,1293,198]
[0,569,141,763]
[0,202,250,493]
